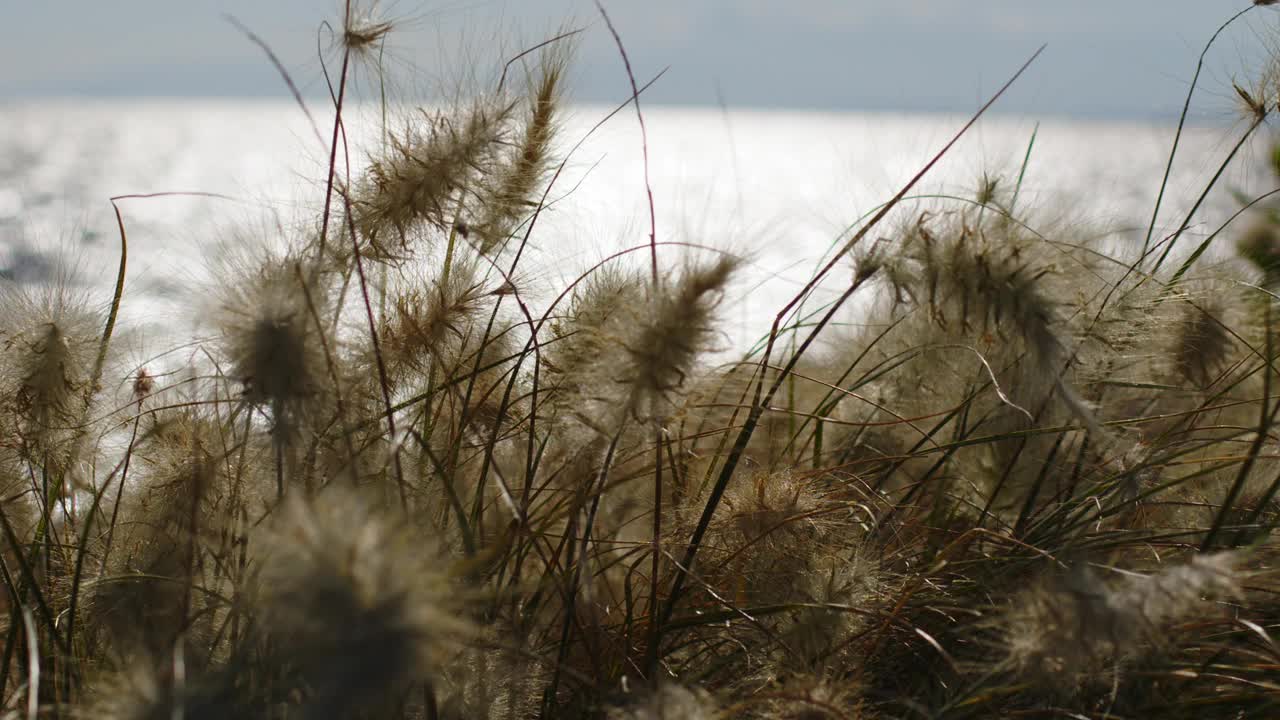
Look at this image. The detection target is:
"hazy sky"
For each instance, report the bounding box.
[2,1,1278,120]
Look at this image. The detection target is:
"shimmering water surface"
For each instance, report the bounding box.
[0,100,1267,349]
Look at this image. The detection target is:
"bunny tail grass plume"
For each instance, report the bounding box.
[878,211,1105,439]
[608,684,719,720]
[471,45,569,255]
[213,245,328,446]
[253,487,470,717]
[625,255,740,420]
[544,265,646,426]
[1238,216,1280,284]
[86,404,242,661]
[0,274,101,475]
[351,97,516,262]
[381,258,490,380]
[1002,552,1243,691]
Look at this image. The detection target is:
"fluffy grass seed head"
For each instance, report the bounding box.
[470,46,568,255]
[253,487,470,715]
[213,247,329,442]
[351,98,515,262]
[1238,218,1280,284]
[1234,35,1280,123]
[1002,552,1243,689]
[380,258,491,380]
[874,210,1108,439]
[545,265,645,382]
[1171,297,1234,387]
[624,255,740,420]
[86,412,228,658]
[0,276,102,468]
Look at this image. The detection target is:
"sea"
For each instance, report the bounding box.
[0,100,1270,353]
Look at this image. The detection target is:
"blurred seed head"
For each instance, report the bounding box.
[1238,219,1280,283]
[213,246,329,441]
[544,265,647,433]
[1003,553,1242,690]
[1171,298,1233,388]
[253,487,470,716]
[131,367,155,404]
[873,210,1108,438]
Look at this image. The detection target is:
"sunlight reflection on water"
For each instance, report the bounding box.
[0,100,1266,355]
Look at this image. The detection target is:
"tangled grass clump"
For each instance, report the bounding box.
[7,3,1280,719]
